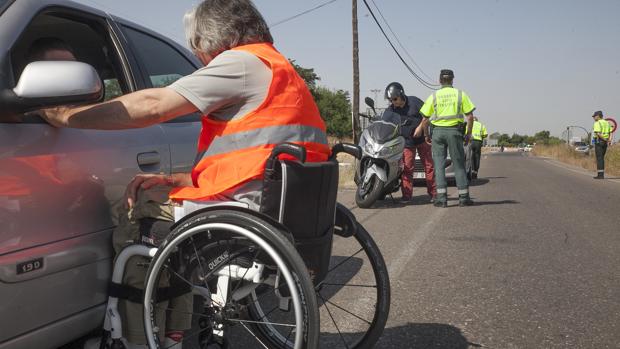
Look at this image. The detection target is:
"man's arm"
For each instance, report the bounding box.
[37,88,198,129]
[414,117,429,138]
[464,113,474,144]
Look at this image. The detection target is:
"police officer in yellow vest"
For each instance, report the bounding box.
[416,69,475,207]
[592,110,611,179]
[470,117,487,179]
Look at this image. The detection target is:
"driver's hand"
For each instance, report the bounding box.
[425,135,432,145]
[31,106,70,128]
[413,127,424,138]
[125,174,171,209]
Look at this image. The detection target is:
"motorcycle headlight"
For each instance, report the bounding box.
[379,144,399,157]
[364,141,374,154]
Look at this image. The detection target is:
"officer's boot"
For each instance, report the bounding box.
[459,194,474,207]
[433,192,448,208]
[594,171,604,179]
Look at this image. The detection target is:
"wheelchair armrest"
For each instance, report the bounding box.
[334,203,358,238]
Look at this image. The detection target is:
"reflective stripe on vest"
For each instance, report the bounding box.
[430,90,464,122]
[194,124,328,165]
[169,43,330,201]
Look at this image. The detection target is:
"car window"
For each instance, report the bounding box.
[0,0,11,15]
[5,11,131,122]
[122,26,196,88]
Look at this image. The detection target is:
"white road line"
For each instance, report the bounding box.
[387,208,447,279]
[543,159,620,184]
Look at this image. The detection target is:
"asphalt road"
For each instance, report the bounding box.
[336,151,620,349]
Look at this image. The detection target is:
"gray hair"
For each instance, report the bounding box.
[184,0,273,56]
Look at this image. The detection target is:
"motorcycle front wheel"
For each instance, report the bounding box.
[355,174,385,208]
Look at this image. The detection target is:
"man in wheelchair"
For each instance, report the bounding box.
[39,1,390,348]
[38,0,332,347]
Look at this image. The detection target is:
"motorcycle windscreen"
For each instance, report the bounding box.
[367,111,400,143]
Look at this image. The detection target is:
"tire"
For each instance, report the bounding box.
[249,220,390,349]
[355,175,385,208]
[142,209,320,349]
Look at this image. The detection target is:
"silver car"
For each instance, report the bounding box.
[0,1,201,348]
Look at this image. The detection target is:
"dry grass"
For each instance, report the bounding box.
[532,144,620,176]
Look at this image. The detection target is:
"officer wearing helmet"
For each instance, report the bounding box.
[384,82,437,203]
[416,69,476,207]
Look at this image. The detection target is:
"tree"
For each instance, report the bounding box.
[314,87,352,138]
[290,60,352,138]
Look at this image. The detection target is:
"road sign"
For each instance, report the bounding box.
[606,117,617,133]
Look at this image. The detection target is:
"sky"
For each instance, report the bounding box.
[74,0,620,137]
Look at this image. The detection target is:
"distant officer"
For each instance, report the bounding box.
[592,110,611,179]
[470,117,487,179]
[416,69,475,207]
[385,82,437,203]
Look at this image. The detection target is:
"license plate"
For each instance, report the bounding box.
[414,172,426,179]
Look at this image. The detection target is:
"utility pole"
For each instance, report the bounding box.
[352,0,360,143]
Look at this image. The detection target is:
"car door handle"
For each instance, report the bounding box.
[137,151,160,166]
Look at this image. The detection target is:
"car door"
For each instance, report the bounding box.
[0,2,170,347]
[116,23,202,174]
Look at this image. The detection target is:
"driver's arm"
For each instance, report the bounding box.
[37,87,198,129]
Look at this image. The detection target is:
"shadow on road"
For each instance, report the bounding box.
[468,178,490,186]
[370,322,482,348]
[472,199,519,206]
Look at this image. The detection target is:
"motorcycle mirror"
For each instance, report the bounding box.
[364,97,376,114]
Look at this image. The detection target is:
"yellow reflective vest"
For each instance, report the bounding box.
[472,121,487,141]
[420,86,476,127]
[593,119,611,141]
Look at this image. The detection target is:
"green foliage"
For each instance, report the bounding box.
[314,87,352,138]
[290,59,352,138]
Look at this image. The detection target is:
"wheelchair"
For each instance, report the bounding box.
[101,143,391,349]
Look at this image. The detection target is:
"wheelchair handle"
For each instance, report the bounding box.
[269,143,307,163]
[330,143,362,160]
[264,143,307,177]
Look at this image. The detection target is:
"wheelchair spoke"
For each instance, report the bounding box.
[321,298,372,325]
[228,318,296,328]
[321,282,377,288]
[326,248,364,274]
[190,236,210,289]
[318,291,351,349]
[229,249,262,296]
[240,322,270,348]
[284,326,294,344]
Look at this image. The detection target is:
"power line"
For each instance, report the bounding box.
[362,0,439,90]
[269,0,342,28]
[369,0,436,82]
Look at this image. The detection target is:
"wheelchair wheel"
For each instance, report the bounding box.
[248,222,390,349]
[142,209,319,349]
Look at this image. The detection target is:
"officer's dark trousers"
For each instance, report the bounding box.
[470,140,483,173]
[431,126,470,202]
[595,142,608,175]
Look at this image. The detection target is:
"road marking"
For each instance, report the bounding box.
[543,159,620,184]
[387,208,447,279]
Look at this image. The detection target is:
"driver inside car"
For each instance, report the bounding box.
[35,0,330,347]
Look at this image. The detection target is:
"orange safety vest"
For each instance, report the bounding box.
[169,43,330,201]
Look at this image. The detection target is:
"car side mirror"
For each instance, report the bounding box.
[5,61,103,114]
